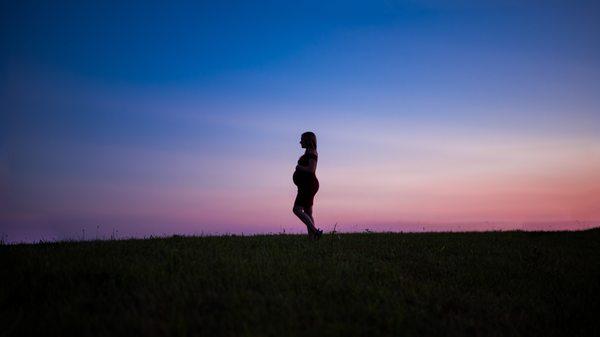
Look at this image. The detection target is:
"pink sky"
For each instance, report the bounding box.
[3,114,598,242]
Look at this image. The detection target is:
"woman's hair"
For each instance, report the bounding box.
[302,131,317,150]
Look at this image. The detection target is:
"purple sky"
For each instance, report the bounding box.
[1,1,599,242]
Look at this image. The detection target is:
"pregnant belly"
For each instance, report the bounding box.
[293,170,317,187]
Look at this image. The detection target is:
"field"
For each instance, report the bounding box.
[1,230,599,337]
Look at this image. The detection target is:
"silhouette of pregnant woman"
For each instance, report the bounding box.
[293,131,323,240]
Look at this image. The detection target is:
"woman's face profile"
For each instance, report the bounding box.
[300,137,306,148]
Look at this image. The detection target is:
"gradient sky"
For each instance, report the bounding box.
[2,0,599,242]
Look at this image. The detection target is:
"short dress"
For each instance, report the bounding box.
[292,152,319,207]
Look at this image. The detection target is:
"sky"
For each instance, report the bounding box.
[1,0,599,242]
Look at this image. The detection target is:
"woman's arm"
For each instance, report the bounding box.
[295,157,317,174]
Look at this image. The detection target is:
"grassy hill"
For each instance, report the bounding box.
[1,230,599,337]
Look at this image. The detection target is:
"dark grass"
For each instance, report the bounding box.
[1,230,599,337]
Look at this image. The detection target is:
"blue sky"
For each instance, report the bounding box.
[2,0,599,242]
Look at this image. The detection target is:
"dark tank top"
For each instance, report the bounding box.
[293,152,318,187]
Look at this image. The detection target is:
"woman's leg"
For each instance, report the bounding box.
[305,206,322,240]
[293,205,316,235]
[305,206,315,227]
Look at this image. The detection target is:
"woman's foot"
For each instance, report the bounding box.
[314,228,323,240]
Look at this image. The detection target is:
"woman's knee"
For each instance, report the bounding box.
[292,205,303,215]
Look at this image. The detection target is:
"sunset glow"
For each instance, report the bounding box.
[2,1,599,242]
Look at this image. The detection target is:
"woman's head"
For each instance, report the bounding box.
[300,131,317,150]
